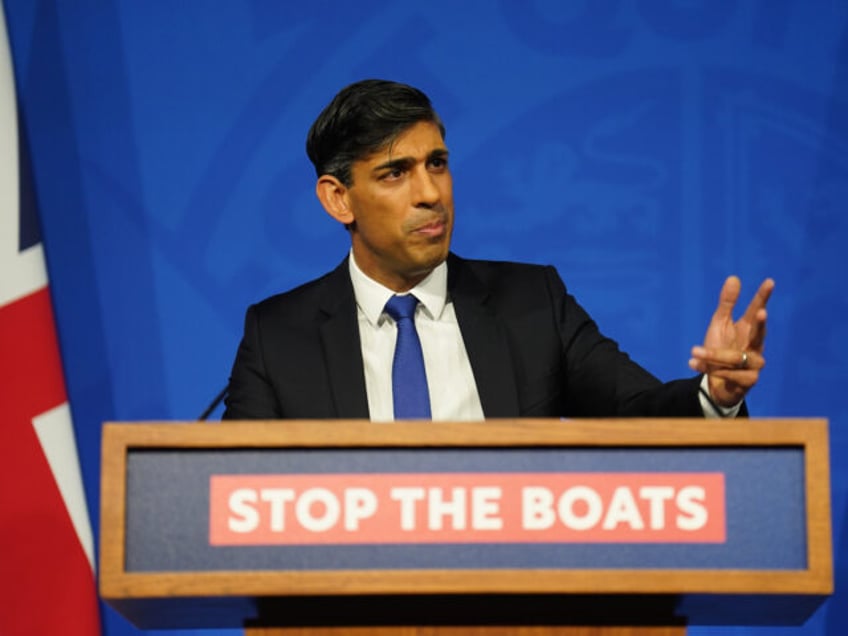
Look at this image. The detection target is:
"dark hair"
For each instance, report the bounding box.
[306,79,446,186]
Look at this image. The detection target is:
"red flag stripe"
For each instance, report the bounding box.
[0,288,99,635]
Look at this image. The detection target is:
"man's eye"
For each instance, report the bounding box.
[382,168,403,180]
[429,157,448,169]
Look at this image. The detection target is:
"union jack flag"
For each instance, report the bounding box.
[0,7,99,634]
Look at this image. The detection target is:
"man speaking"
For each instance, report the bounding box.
[223,79,772,422]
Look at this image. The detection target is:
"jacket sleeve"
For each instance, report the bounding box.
[546,266,707,417]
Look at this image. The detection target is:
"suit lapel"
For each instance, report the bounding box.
[318,259,370,419]
[448,255,520,417]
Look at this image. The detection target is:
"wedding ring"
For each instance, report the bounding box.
[739,351,749,369]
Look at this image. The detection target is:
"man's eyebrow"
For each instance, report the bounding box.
[372,156,414,173]
[371,148,449,173]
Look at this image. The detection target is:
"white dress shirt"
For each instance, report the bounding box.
[349,254,484,422]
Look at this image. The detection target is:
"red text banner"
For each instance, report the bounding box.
[209,472,725,546]
[210,473,725,546]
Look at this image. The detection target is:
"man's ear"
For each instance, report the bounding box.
[315,175,354,226]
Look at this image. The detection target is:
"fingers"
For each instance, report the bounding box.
[747,308,768,352]
[704,368,760,385]
[713,276,774,323]
[742,278,775,320]
[710,276,773,352]
[743,279,773,351]
[712,275,741,322]
[689,346,765,373]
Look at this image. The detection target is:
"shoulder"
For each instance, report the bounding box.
[248,258,352,323]
[448,253,565,297]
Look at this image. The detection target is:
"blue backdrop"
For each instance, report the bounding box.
[3,1,846,635]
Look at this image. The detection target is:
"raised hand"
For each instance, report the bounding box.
[689,276,775,407]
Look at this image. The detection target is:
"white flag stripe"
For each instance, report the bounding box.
[32,403,96,570]
[0,7,47,306]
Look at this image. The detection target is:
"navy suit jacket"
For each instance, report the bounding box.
[223,254,710,420]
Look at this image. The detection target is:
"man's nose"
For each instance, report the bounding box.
[411,168,441,207]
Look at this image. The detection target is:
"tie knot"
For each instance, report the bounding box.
[385,294,419,322]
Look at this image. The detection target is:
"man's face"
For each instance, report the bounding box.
[343,121,454,292]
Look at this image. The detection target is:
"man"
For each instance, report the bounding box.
[223,79,772,421]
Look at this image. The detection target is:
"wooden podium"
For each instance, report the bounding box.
[99,419,832,635]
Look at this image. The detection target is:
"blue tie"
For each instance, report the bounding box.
[384,294,431,419]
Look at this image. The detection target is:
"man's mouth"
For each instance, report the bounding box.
[413,218,447,237]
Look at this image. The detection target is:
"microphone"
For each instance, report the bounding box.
[198,385,228,420]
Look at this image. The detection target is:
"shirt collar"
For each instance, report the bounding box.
[348,250,448,326]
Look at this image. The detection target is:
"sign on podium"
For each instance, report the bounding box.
[100,418,832,635]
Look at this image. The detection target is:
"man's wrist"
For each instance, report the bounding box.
[699,375,742,418]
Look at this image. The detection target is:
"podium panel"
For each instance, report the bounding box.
[99,419,832,634]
